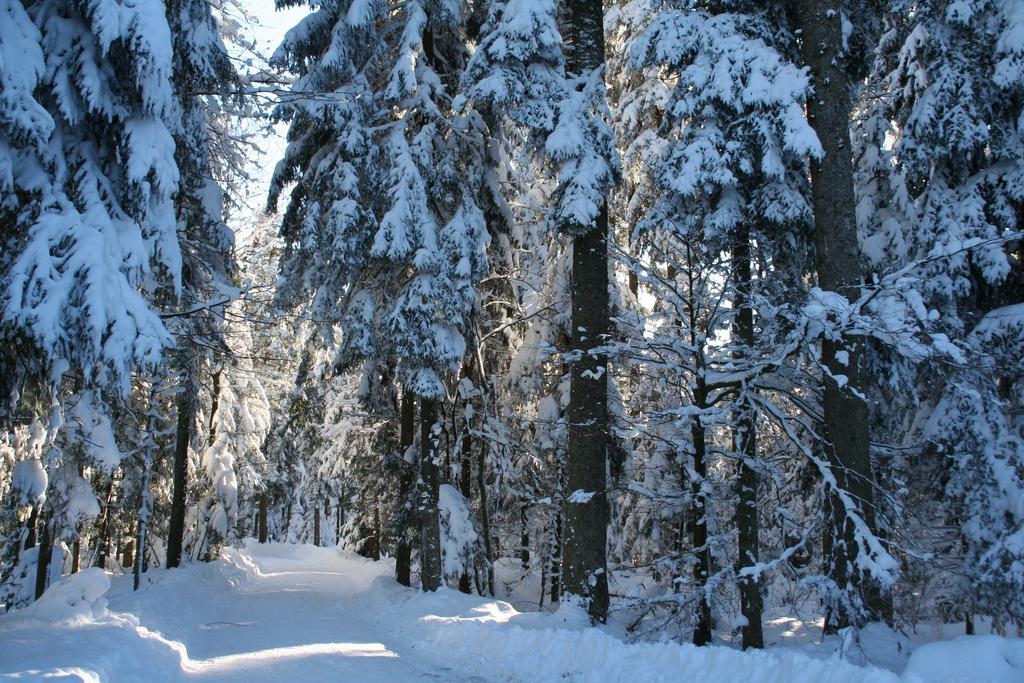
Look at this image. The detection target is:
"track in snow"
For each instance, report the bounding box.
[0,544,489,682]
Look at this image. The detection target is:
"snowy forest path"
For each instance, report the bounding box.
[105,543,479,682]
[0,543,494,682]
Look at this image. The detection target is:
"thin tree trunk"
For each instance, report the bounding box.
[258,492,268,543]
[459,400,473,499]
[167,381,195,569]
[371,507,380,560]
[336,497,342,545]
[396,391,415,587]
[458,378,473,593]
[550,511,561,604]
[686,251,713,646]
[792,0,888,629]
[689,385,712,646]
[419,396,443,591]
[313,505,321,546]
[34,511,51,600]
[71,539,80,574]
[733,229,764,649]
[95,477,115,569]
[520,503,530,570]
[476,440,494,596]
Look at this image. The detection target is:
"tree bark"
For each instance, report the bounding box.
[733,229,764,649]
[562,0,611,625]
[95,477,115,569]
[167,381,195,569]
[564,215,611,622]
[550,511,562,603]
[477,440,494,596]
[689,383,712,646]
[520,503,530,570]
[258,492,268,543]
[396,390,415,587]
[313,505,321,546]
[684,251,713,646]
[792,0,888,629]
[34,511,51,600]
[419,396,443,591]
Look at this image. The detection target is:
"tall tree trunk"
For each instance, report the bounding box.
[733,229,764,649]
[396,390,415,587]
[71,538,80,574]
[167,380,195,569]
[258,492,268,543]
[549,511,561,604]
[564,212,611,622]
[689,383,712,646]
[95,477,115,569]
[520,503,530,570]
[685,252,713,646]
[370,507,380,560]
[34,510,51,600]
[793,0,888,629]
[313,505,321,546]
[476,440,494,596]
[419,396,443,591]
[121,538,134,569]
[458,374,474,593]
[562,0,611,625]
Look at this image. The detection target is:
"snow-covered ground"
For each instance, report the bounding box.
[0,543,1021,682]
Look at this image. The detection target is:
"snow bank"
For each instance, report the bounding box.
[2,544,1022,682]
[393,591,905,683]
[28,568,110,622]
[904,635,1024,683]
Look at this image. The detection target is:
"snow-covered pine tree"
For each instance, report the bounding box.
[272,0,490,591]
[465,0,617,622]
[163,0,239,569]
[857,0,1024,630]
[1,0,179,401]
[620,1,821,646]
[0,0,188,598]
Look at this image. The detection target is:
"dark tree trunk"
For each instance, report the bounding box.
[121,538,134,569]
[477,440,494,596]
[550,511,562,604]
[396,391,415,587]
[733,230,764,650]
[313,506,321,546]
[561,0,611,625]
[520,503,530,570]
[459,381,473,499]
[685,253,713,647]
[689,387,712,646]
[167,382,195,569]
[95,477,115,569]
[34,511,51,600]
[71,539,80,574]
[419,396,443,591]
[792,0,888,629]
[133,513,146,591]
[564,216,611,622]
[370,507,381,560]
[458,375,474,593]
[258,492,269,543]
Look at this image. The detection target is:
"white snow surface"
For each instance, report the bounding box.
[1,542,1020,682]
